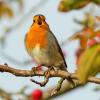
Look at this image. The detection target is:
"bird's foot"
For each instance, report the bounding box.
[32,64,44,78]
[36,64,43,72]
[44,66,56,77]
[67,74,75,87]
[32,64,43,74]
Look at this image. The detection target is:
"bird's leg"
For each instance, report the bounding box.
[36,64,43,72]
[44,66,56,77]
[31,64,50,87]
[32,64,44,74]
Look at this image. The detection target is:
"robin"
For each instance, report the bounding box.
[25,14,73,88]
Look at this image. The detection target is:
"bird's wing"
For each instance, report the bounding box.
[48,30,67,68]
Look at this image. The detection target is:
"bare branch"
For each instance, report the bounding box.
[30,77,49,87]
[0,64,100,99]
[43,80,81,99]
[0,64,100,84]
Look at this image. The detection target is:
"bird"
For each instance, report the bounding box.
[25,14,68,71]
[25,14,73,88]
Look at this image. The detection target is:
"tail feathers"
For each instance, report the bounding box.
[59,66,68,71]
[58,63,68,71]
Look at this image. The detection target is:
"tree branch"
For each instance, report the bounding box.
[0,64,100,99]
[43,80,81,99]
[0,64,100,83]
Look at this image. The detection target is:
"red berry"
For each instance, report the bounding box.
[31,89,43,100]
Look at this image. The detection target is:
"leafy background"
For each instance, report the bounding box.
[0,0,100,100]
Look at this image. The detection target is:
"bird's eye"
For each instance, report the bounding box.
[33,20,35,23]
[43,19,45,21]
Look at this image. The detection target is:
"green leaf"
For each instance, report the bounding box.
[58,0,100,12]
[77,44,100,84]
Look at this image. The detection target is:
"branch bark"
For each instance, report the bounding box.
[0,64,100,83]
[0,64,100,99]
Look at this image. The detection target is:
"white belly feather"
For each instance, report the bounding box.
[32,44,49,65]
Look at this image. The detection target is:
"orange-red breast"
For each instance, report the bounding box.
[25,14,68,71]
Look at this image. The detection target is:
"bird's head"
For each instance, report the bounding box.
[32,14,49,30]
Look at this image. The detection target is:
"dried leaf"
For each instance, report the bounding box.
[75,13,96,28]
[58,0,100,12]
[0,2,13,18]
[58,0,90,12]
[93,0,100,5]
[96,16,100,21]
[68,28,96,49]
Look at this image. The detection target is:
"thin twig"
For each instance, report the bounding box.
[43,80,81,100]
[0,64,100,99]
[30,77,49,87]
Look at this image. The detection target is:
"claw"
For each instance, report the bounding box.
[44,71,49,77]
[32,64,43,75]
[44,66,55,77]
[67,74,75,87]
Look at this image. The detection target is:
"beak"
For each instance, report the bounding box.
[38,17,42,25]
